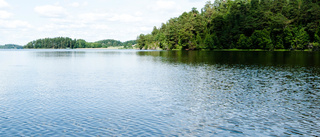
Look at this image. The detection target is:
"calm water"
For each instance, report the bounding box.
[0,49,319,136]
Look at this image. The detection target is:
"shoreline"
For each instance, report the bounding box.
[4,48,318,52]
[76,48,115,50]
[77,46,124,50]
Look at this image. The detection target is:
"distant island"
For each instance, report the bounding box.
[137,0,320,51]
[0,44,23,49]
[23,37,137,49]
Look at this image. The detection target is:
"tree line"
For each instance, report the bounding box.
[24,37,136,49]
[137,0,320,51]
[0,44,23,49]
[96,39,137,49]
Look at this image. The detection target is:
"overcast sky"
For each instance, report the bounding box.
[0,0,209,45]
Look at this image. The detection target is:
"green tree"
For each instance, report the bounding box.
[315,29,320,43]
[237,34,252,49]
[250,29,273,50]
[275,35,284,49]
[292,27,309,50]
[137,34,146,50]
[204,33,214,49]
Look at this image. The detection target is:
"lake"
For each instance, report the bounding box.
[0,49,319,136]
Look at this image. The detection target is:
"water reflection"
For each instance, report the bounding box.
[137,51,320,67]
[33,49,138,58]
[34,50,86,58]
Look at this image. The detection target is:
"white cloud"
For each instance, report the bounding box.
[109,14,142,22]
[78,12,142,23]
[147,0,182,15]
[70,2,80,7]
[0,20,32,29]
[82,2,88,6]
[36,22,88,32]
[155,0,176,10]
[69,2,88,7]
[78,13,110,22]
[0,10,12,18]
[34,5,68,18]
[134,11,143,16]
[139,26,151,32]
[0,0,9,8]
[90,24,110,30]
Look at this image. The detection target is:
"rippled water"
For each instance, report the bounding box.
[0,50,319,136]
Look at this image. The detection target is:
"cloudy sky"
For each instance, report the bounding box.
[0,0,208,45]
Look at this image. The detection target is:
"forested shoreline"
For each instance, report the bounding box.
[0,44,23,49]
[23,37,136,49]
[137,0,320,51]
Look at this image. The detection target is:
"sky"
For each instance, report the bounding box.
[0,0,209,45]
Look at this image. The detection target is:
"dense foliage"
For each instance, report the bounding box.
[0,44,23,49]
[96,39,137,49]
[24,37,136,49]
[122,40,138,49]
[137,0,320,51]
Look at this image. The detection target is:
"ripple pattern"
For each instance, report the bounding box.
[0,50,319,136]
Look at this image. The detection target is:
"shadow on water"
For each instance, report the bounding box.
[137,50,320,67]
[33,50,137,58]
[34,51,86,58]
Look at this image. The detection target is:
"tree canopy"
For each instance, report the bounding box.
[24,37,136,49]
[137,0,320,51]
[0,44,23,49]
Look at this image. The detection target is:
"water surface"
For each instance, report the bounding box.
[0,50,319,136]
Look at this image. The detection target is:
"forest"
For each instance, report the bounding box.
[137,0,320,51]
[24,37,136,49]
[0,44,23,49]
